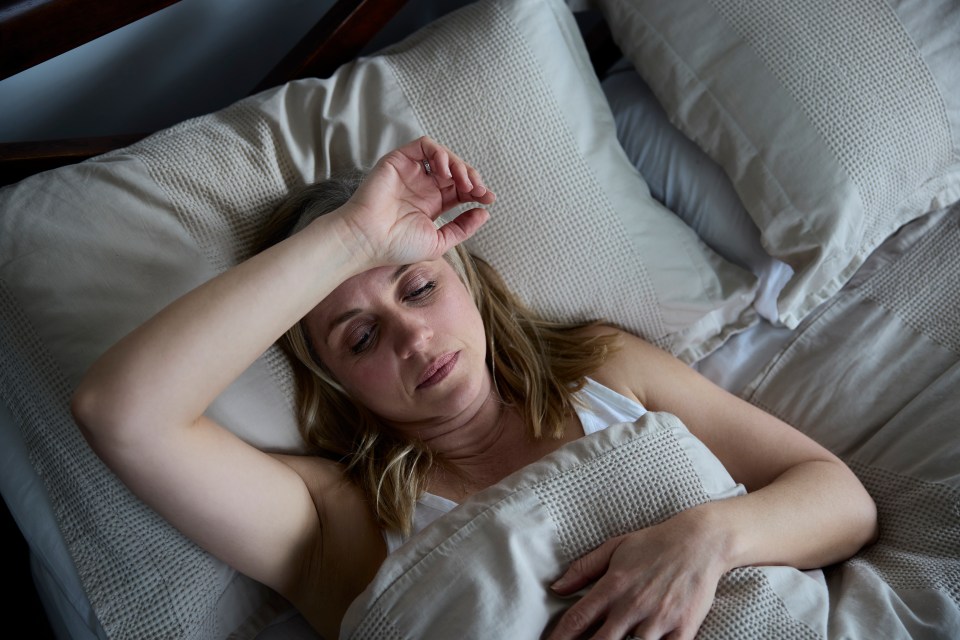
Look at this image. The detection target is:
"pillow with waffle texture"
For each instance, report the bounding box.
[591,0,960,327]
[601,59,793,325]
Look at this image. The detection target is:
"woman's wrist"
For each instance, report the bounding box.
[299,204,380,277]
[679,502,742,576]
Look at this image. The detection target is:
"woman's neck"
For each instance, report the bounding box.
[417,391,533,498]
[422,390,514,458]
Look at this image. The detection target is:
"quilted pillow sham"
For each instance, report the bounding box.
[592,0,960,327]
[601,60,793,324]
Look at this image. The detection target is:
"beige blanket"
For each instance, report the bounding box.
[341,413,829,639]
[743,203,960,639]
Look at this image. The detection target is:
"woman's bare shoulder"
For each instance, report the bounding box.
[573,323,683,407]
[572,324,639,401]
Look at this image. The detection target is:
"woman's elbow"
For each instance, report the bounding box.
[843,465,880,551]
[70,374,135,452]
[857,490,880,548]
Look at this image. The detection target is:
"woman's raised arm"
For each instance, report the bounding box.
[70,136,494,605]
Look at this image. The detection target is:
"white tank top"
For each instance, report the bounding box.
[383,377,646,554]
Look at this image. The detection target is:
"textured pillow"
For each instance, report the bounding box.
[591,0,960,328]
[601,59,793,324]
[0,0,756,637]
[406,1,759,362]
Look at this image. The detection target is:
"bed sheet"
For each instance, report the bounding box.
[742,203,960,638]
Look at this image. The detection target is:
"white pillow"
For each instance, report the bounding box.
[601,59,793,324]
[0,0,757,637]
[591,0,960,328]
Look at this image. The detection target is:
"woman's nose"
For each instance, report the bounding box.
[394,313,432,358]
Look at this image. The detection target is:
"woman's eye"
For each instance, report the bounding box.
[349,326,375,354]
[405,280,436,301]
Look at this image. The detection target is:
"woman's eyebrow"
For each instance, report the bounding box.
[326,309,362,345]
[390,264,412,283]
[325,264,412,344]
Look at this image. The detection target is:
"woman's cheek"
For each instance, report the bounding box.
[348,360,400,402]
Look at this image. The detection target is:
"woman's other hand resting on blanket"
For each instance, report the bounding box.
[549,508,722,640]
[545,330,879,640]
[72,135,877,640]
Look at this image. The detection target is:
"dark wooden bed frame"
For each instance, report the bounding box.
[0,0,412,186]
[0,0,618,188]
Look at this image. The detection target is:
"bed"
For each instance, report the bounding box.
[1,0,958,638]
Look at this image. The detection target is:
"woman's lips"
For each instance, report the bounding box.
[417,352,460,389]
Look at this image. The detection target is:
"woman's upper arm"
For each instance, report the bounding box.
[80,411,322,596]
[596,328,841,491]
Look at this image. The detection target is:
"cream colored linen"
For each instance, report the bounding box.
[743,203,960,638]
[341,414,828,639]
[592,0,960,328]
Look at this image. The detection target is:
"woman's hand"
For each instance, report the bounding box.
[546,507,727,640]
[334,136,496,268]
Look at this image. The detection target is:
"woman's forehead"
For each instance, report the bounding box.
[313,265,400,318]
[309,259,450,320]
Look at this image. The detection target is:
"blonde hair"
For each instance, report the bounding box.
[259,172,618,534]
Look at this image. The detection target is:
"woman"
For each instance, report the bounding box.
[72,136,878,640]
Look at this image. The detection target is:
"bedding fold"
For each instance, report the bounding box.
[744,203,960,639]
[341,413,828,639]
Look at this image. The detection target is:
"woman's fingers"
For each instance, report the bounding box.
[545,538,621,640]
[548,588,611,639]
[548,585,646,640]
[344,135,495,265]
[416,136,456,184]
[415,136,495,207]
[429,144,454,179]
[551,537,621,596]
[465,166,492,201]
[548,579,694,640]
[450,157,474,192]
[546,516,723,640]
[432,207,487,254]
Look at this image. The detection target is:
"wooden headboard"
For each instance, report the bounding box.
[0,0,617,187]
[0,0,410,186]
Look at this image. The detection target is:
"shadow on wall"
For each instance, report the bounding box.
[0,0,333,142]
[0,0,483,144]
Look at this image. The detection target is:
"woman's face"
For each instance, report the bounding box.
[303,258,490,432]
